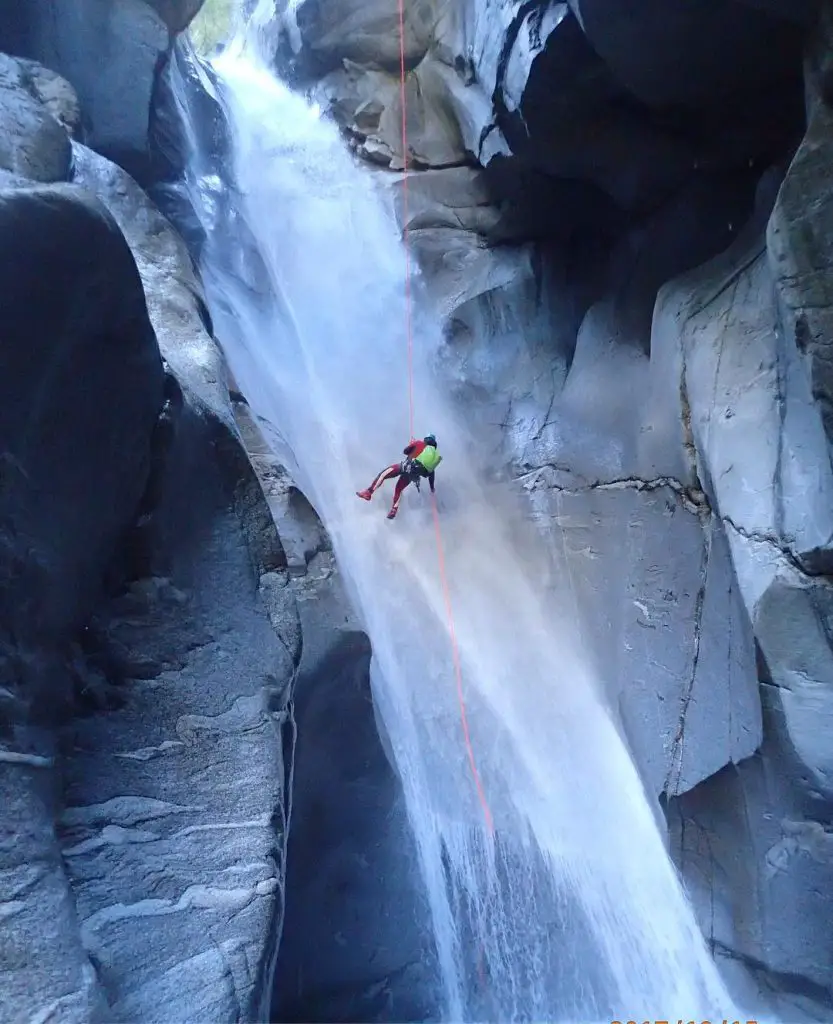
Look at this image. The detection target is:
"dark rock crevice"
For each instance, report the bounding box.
[272,628,442,1023]
[664,521,713,796]
[520,467,708,500]
[721,513,833,580]
[713,940,833,1010]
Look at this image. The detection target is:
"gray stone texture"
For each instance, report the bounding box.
[0,43,299,1023]
[2,0,833,1016]
[271,0,833,1014]
[4,0,206,169]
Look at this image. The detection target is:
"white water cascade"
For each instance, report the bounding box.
[173,4,747,1020]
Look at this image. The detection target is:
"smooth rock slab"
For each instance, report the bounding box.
[526,472,760,798]
[669,741,833,1019]
[655,219,833,799]
[58,404,299,1024]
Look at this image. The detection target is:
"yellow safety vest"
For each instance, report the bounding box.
[415,446,442,473]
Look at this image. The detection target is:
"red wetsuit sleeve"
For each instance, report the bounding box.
[403,440,426,457]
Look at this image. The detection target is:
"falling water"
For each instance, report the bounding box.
[172,3,747,1020]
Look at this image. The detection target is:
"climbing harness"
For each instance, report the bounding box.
[395,0,494,839]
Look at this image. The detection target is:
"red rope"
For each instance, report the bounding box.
[396,0,494,839]
[396,0,414,440]
[431,495,495,834]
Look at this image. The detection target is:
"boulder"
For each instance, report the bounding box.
[0,183,165,1021]
[20,0,170,171]
[15,57,81,137]
[71,142,231,425]
[565,0,803,107]
[0,52,72,181]
[64,142,301,1022]
[316,56,468,169]
[0,185,164,648]
[0,142,301,1019]
[146,0,205,34]
[282,0,434,75]
[2,1,204,171]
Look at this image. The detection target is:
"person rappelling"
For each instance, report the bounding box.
[356,434,442,520]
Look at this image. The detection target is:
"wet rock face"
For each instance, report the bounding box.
[0,45,300,1021]
[260,0,833,1013]
[289,0,804,224]
[668,735,833,1023]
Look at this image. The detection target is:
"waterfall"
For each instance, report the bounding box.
[171,3,745,1019]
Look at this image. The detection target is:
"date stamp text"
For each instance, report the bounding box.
[611,1019,759,1024]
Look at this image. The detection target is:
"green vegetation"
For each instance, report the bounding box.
[188,0,235,54]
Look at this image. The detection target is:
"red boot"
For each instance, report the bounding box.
[356,489,372,501]
[387,506,398,520]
